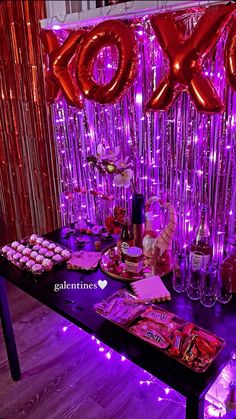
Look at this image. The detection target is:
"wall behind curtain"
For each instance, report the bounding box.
[0,0,61,245]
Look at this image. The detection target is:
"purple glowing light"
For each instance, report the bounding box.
[62,326,68,332]
[205,405,222,418]
[136,93,143,104]
[105,351,112,360]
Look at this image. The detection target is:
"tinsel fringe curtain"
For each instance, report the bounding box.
[0,0,61,245]
[52,9,236,251]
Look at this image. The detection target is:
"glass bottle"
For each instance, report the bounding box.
[190,205,213,270]
[222,242,236,292]
[120,219,134,262]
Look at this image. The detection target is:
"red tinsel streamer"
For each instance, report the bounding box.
[0,0,61,245]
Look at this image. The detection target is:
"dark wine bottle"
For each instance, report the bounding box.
[132,194,145,249]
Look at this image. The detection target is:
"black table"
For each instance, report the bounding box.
[1,227,236,419]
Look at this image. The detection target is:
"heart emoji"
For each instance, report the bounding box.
[98,280,108,290]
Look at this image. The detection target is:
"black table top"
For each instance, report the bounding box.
[1,227,236,400]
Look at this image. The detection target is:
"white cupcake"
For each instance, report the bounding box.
[29,234,38,244]
[48,243,57,250]
[20,256,29,264]
[39,247,47,255]
[13,252,22,261]
[11,241,20,249]
[52,254,63,262]
[54,246,63,254]
[61,249,71,259]
[33,244,41,251]
[42,240,50,248]
[31,264,43,274]
[30,251,38,260]
[17,244,25,253]
[36,255,44,263]
[36,238,44,245]
[26,260,35,269]
[42,258,53,271]
[22,247,31,256]
[2,245,10,254]
[7,249,16,260]
[45,251,54,258]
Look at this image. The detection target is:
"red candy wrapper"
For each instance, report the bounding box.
[130,320,171,349]
[141,307,174,325]
[94,290,146,326]
[169,330,184,356]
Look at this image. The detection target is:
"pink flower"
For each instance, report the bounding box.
[114,169,133,188]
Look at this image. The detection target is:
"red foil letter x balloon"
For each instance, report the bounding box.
[147,5,236,113]
[41,29,86,108]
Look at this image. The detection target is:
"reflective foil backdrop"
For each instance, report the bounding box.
[50,8,236,254]
[0,0,61,245]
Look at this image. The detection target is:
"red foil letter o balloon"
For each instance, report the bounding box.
[76,20,137,104]
[225,16,236,91]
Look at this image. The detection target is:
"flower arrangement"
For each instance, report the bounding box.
[86,144,133,188]
[105,206,126,235]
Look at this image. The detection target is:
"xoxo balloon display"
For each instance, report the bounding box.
[41,4,236,113]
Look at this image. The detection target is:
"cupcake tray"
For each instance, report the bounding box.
[0,235,72,276]
[94,290,225,373]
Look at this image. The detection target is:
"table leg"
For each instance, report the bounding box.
[186,395,204,419]
[0,277,21,381]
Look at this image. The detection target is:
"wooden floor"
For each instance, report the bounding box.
[0,283,185,419]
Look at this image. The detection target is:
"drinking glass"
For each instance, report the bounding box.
[217,262,233,304]
[200,265,217,307]
[173,253,187,293]
[187,251,204,300]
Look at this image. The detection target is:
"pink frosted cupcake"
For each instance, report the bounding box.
[11,241,20,249]
[39,247,48,256]
[54,246,63,254]
[45,251,54,258]
[13,252,22,261]
[61,249,71,259]
[17,244,25,253]
[26,260,35,269]
[48,243,57,250]
[1,245,11,254]
[19,256,29,265]
[42,258,53,271]
[36,255,44,263]
[29,234,38,245]
[52,254,63,262]
[31,264,43,274]
[22,247,31,256]
[30,251,38,260]
[33,244,41,251]
[42,240,50,248]
[7,249,16,260]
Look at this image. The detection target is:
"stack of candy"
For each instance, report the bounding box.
[0,234,71,275]
[94,290,225,372]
